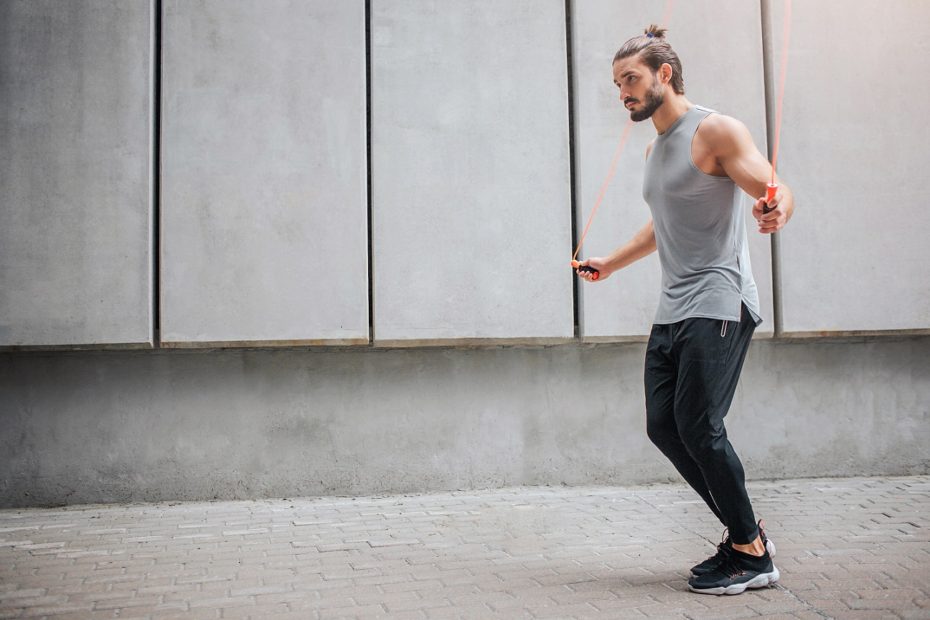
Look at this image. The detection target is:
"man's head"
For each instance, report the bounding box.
[612,25,684,122]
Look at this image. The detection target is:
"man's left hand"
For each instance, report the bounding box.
[753,190,791,234]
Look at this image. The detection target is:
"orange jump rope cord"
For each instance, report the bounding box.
[572,0,676,264]
[769,0,792,187]
[572,118,634,263]
[659,0,676,31]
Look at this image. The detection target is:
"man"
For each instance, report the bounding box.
[576,25,794,595]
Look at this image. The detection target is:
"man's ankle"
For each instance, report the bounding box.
[732,536,765,557]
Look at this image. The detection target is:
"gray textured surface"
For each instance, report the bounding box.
[768,0,930,334]
[159,0,368,345]
[3,0,929,525]
[2,477,929,618]
[2,337,928,508]
[370,0,574,343]
[0,0,153,347]
[571,0,774,340]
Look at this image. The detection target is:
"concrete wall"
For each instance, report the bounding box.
[4,0,927,348]
[0,0,153,348]
[2,336,928,507]
[766,0,930,334]
[2,1,929,508]
[160,0,368,346]
[371,0,573,344]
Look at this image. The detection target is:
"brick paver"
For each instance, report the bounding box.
[1,476,928,619]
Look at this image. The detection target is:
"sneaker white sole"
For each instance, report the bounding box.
[689,566,780,596]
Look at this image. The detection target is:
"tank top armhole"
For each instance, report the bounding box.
[688,111,732,181]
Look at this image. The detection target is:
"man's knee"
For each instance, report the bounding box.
[646,414,678,450]
[680,426,729,462]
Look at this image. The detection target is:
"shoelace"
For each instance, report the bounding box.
[718,556,746,579]
[713,528,732,560]
[708,539,732,567]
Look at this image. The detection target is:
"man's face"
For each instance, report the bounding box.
[613,56,664,122]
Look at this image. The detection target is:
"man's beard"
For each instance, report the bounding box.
[629,81,664,122]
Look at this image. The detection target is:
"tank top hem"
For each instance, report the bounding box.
[652,299,763,326]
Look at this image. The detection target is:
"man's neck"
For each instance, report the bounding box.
[651,94,692,135]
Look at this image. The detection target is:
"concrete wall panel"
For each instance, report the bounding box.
[0,1,153,348]
[371,0,574,344]
[160,0,368,346]
[571,0,774,339]
[3,337,928,507]
[768,0,930,334]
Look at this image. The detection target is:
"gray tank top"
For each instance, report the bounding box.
[643,105,762,325]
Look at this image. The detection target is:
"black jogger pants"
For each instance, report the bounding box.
[644,303,758,544]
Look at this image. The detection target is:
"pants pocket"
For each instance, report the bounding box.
[679,318,728,363]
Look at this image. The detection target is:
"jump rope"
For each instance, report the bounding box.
[571,0,792,280]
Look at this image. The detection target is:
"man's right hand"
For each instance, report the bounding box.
[576,257,611,282]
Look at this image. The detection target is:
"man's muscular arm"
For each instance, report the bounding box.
[698,114,794,234]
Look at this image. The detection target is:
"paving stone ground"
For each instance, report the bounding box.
[1,476,928,620]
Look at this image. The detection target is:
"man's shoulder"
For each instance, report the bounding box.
[696,110,746,137]
[694,110,752,153]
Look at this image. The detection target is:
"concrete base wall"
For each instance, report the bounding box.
[2,338,928,508]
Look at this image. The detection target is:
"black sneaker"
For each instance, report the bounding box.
[688,547,780,595]
[691,521,776,577]
[691,530,732,577]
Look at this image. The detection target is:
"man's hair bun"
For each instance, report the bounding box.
[645,24,667,39]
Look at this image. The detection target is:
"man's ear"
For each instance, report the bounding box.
[659,63,673,85]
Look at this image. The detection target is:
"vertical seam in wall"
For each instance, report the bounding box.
[564,0,581,340]
[152,0,162,348]
[760,0,784,337]
[365,0,375,345]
